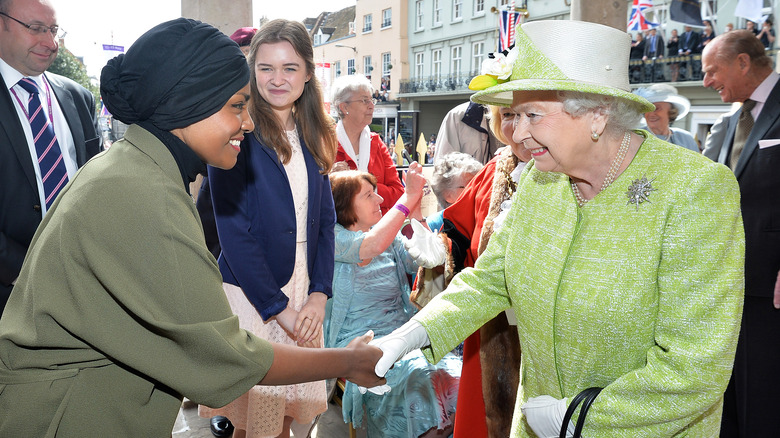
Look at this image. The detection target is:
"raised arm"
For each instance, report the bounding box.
[357,162,425,260]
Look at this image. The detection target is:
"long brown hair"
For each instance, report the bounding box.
[247,19,337,173]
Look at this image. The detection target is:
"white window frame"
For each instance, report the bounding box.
[334,60,342,77]
[453,0,463,21]
[347,58,356,75]
[363,14,372,33]
[451,45,462,75]
[433,0,442,26]
[415,52,425,78]
[432,49,442,79]
[363,55,372,77]
[415,1,424,29]
[475,0,485,14]
[382,52,392,77]
[382,8,392,28]
[472,41,484,74]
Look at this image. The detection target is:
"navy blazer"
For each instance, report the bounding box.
[0,70,100,311]
[705,80,780,298]
[209,131,335,320]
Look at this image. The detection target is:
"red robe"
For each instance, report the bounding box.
[442,158,499,438]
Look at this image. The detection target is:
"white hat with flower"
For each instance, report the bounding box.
[469,20,655,113]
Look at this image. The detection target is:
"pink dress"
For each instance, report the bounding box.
[199,129,327,436]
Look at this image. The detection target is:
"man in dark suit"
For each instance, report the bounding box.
[701,30,780,437]
[642,28,665,81]
[0,0,100,313]
[678,25,701,79]
[642,27,665,59]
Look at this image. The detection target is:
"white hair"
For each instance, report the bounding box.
[331,74,374,118]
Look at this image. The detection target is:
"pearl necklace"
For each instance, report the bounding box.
[571,132,631,207]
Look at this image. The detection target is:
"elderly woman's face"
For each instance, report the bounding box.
[511,90,595,174]
[172,84,254,170]
[499,107,532,162]
[351,179,384,231]
[342,89,375,127]
[254,41,311,114]
[644,101,672,134]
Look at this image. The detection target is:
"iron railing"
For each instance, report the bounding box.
[629,48,777,84]
[400,49,778,93]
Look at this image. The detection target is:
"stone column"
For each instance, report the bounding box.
[181,0,253,35]
[570,0,628,32]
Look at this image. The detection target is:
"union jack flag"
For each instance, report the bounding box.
[498,7,521,52]
[627,0,659,32]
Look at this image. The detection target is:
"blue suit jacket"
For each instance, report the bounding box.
[209,131,335,320]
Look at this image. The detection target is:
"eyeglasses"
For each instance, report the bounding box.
[347,98,378,106]
[0,12,65,38]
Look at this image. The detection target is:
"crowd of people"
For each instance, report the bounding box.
[0,1,777,437]
[629,19,774,83]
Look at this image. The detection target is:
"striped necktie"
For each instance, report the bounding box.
[17,78,69,209]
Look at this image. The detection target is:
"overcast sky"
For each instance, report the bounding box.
[49,0,355,77]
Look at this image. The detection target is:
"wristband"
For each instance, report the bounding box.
[394,203,410,218]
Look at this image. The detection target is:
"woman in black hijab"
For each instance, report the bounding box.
[0,18,383,437]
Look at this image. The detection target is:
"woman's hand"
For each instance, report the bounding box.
[521,395,572,438]
[403,162,426,207]
[404,219,447,268]
[344,331,388,390]
[331,161,350,173]
[274,307,301,340]
[294,292,327,345]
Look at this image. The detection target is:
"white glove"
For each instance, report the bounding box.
[404,219,447,268]
[358,320,429,395]
[521,395,574,438]
[370,319,429,377]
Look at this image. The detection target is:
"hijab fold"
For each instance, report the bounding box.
[100,18,250,190]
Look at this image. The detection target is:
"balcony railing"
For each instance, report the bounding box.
[628,48,778,84]
[401,49,778,93]
[399,71,479,94]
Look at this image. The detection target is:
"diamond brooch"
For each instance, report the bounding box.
[626,175,657,210]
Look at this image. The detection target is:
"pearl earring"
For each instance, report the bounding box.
[591,132,600,141]
[346,111,349,115]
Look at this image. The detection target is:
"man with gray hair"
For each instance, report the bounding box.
[702,29,780,437]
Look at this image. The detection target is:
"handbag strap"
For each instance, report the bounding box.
[559,387,602,438]
[573,387,602,437]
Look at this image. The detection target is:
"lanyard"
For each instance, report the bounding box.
[9,77,56,130]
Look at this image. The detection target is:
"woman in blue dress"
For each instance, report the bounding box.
[325,164,462,438]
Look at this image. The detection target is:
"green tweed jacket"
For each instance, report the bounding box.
[414,132,745,437]
[0,125,274,437]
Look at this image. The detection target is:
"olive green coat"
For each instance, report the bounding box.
[0,125,274,437]
[415,133,745,437]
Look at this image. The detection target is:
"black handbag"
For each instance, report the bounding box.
[559,387,602,438]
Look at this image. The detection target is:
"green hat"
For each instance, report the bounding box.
[470,20,654,113]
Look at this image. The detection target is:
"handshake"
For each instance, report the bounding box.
[359,319,431,395]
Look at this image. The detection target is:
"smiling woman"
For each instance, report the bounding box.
[199,19,342,438]
[0,17,384,437]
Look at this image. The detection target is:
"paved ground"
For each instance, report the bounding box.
[172,380,367,438]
